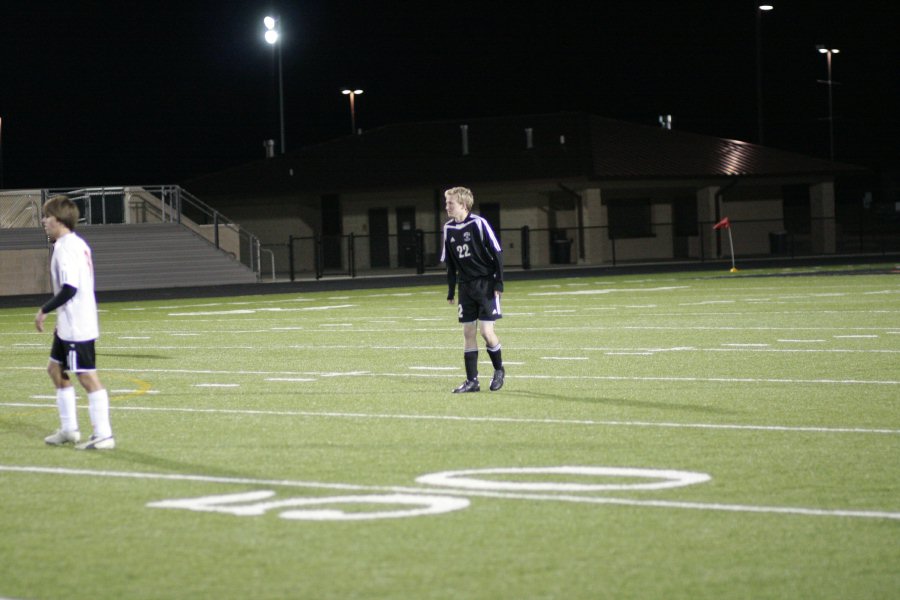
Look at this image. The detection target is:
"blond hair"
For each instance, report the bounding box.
[444,186,474,211]
[42,195,80,230]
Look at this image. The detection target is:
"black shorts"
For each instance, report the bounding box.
[458,278,502,323]
[50,333,98,373]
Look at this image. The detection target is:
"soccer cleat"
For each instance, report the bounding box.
[75,434,116,451]
[452,379,480,393]
[489,367,505,391]
[45,429,81,445]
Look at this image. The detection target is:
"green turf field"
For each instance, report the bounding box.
[1,265,898,599]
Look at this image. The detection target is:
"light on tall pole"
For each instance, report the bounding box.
[816,45,840,160]
[756,4,774,145]
[0,116,4,189]
[264,15,286,154]
[341,89,363,134]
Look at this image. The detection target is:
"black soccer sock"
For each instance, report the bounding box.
[487,344,503,370]
[464,349,479,381]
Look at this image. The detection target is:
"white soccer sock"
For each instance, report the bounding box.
[87,389,113,438]
[57,386,78,432]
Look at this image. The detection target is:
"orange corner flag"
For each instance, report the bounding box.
[713,217,730,230]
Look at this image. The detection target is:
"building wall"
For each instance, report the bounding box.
[211,193,319,274]
[0,249,51,295]
[336,186,794,269]
[720,198,783,256]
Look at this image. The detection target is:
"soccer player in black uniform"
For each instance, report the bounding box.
[440,186,505,393]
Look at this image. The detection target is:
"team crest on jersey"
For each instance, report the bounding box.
[463,232,472,242]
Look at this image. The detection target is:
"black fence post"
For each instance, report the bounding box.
[521,225,531,270]
[288,235,295,282]
[315,235,323,280]
[348,233,356,278]
[415,229,425,274]
[699,221,705,262]
[610,233,617,266]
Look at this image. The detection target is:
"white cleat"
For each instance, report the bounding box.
[75,435,116,450]
[45,429,81,445]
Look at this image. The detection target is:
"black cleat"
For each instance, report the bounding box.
[452,379,480,393]
[489,368,505,391]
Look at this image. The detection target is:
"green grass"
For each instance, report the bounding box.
[1,264,898,599]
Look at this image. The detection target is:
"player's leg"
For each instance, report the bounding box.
[452,321,481,392]
[70,341,114,450]
[480,320,505,391]
[44,334,81,445]
[462,320,479,378]
[476,283,505,391]
[453,283,481,392]
[44,359,81,445]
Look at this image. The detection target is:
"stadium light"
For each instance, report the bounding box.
[816,45,840,160]
[341,89,363,134]
[756,4,774,145]
[0,116,4,189]
[264,15,285,154]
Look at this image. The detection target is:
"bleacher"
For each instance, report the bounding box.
[80,223,257,291]
[0,186,263,296]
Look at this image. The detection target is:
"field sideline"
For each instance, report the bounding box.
[1,264,898,599]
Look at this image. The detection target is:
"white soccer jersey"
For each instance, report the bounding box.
[50,231,99,341]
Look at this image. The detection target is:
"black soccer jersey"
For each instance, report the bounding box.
[441,213,504,300]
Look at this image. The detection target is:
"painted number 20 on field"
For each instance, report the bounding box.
[147,466,710,522]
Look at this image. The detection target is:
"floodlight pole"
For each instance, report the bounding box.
[265,16,286,154]
[756,4,774,145]
[341,89,363,134]
[816,46,839,161]
[0,116,4,189]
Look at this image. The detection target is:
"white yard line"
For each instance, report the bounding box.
[193,383,240,388]
[4,366,899,385]
[2,401,897,435]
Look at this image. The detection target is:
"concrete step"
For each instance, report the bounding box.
[79,223,258,291]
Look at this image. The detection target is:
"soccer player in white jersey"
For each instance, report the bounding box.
[35,195,115,450]
[441,186,505,393]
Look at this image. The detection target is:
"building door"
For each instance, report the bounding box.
[672,196,698,258]
[368,208,390,268]
[396,206,417,268]
[321,195,343,269]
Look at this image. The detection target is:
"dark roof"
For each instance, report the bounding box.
[585,115,859,179]
[186,112,865,195]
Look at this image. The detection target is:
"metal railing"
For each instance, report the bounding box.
[280,216,899,280]
[0,191,42,228]
[38,185,272,280]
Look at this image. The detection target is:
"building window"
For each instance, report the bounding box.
[607,198,652,239]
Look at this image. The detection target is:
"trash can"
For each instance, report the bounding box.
[550,229,572,264]
[769,231,788,254]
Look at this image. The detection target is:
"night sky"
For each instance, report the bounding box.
[1,0,897,189]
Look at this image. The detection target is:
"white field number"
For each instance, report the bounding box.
[147,466,710,522]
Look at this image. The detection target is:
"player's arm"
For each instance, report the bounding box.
[35,284,77,332]
[492,249,504,296]
[446,259,458,304]
[441,227,458,304]
[481,221,504,295]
